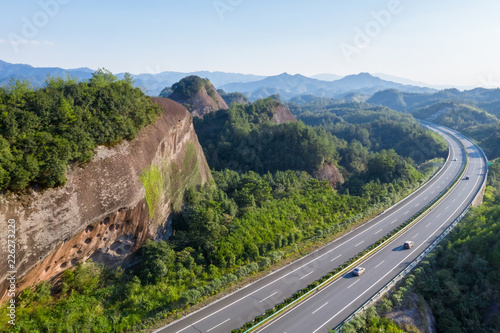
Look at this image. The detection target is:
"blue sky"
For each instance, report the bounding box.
[1,0,499,87]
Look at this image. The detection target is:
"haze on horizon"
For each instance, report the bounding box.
[0,0,499,88]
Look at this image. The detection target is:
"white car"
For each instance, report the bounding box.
[352,267,365,276]
[404,241,414,249]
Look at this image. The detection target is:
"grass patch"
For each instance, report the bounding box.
[140,143,204,223]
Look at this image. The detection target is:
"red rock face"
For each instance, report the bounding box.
[315,163,345,188]
[0,98,211,302]
[169,83,229,118]
[272,104,297,124]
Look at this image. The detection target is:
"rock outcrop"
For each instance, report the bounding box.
[271,103,297,124]
[0,98,211,301]
[315,163,344,188]
[168,76,228,118]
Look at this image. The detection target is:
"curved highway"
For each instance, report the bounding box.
[254,124,487,333]
[157,124,485,333]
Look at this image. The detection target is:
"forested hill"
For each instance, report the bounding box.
[287,98,448,165]
[367,87,500,113]
[162,75,228,118]
[0,70,163,192]
[194,95,447,196]
[413,102,500,159]
[194,95,334,177]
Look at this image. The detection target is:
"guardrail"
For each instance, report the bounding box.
[332,126,489,332]
[232,125,469,333]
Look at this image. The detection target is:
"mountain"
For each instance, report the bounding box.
[310,73,343,81]
[367,87,500,112]
[332,73,434,94]
[0,60,265,96]
[220,72,436,101]
[0,59,94,87]
[168,76,228,118]
[1,60,438,100]
[117,71,265,96]
[219,73,332,100]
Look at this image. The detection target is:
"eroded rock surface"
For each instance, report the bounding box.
[0,98,210,301]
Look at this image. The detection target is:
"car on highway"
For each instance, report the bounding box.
[453,157,457,161]
[464,176,470,180]
[352,267,365,276]
[403,241,414,249]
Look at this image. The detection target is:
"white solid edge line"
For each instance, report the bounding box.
[206,318,231,332]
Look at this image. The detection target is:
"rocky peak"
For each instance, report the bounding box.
[168,75,228,118]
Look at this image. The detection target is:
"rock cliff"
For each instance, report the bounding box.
[0,98,211,301]
[271,103,297,124]
[168,76,228,118]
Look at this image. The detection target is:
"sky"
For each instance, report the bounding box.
[1,0,499,87]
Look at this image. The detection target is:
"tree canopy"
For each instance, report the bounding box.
[0,70,162,192]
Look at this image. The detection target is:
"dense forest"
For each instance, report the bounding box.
[412,102,500,159]
[195,96,446,181]
[194,96,339,175]
[0,70,162,192]
[288,99,448,165]
[366,87,500,160]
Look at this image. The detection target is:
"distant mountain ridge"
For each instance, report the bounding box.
[117,71,266,96]
[220,72,436,101]
[367,88,500,112]
[0,60,436,99]
[0,59,94,87]
[0,60,265,96]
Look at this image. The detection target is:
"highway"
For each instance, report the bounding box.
[255,124,487,333]
[156,124,486,333]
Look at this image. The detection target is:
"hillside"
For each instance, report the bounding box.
[217,89,251,106]
[0,77,211,302]
[412,102,500,158]
[368,87,500,112]
[168,75,229,117]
